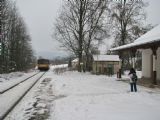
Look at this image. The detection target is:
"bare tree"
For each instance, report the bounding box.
[54,0,109,72]
[110,0,148,70]
[111,0,148,46]
[83,0,109,71]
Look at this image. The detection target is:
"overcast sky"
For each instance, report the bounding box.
[13,0,160,59]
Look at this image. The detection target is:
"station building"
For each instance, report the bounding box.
[111,24,160,85]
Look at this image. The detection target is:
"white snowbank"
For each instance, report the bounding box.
[50,64,68,71]
[0,72,25,83]
[0,72,37,92]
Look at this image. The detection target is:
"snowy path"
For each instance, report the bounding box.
[3,70,160,120]
[0,72,44,119]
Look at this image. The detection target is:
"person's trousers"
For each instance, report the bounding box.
[130,83,137,92]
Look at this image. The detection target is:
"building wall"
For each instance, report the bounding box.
[142,47,160,80]
[157,47,160,80]
[142,49,152,78]
[92,61,119,75]
[72,62,78,70]
[92,62,104,74]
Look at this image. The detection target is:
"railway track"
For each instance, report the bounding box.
[0,72,40,94]
[0,72,46,120]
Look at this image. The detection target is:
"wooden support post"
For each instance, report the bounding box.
[131,50,136,69]
[151,47,158,85]
[118,52,122,78]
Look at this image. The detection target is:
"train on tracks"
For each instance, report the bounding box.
[37,59,50,71]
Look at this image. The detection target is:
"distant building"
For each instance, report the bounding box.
[72,58,78,70]
[92,55,120,75]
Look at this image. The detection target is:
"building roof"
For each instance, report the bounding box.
[110,24,160,51]
[72,58,78,63]
[93,55,120,62]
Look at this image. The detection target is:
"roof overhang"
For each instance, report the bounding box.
[110,24,160,52]
[110,39,160,52]
[93,55,120,61]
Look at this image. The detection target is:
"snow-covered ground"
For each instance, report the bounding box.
[50,64,68,70]
[48,71,160,120]
[0,72,38,93]
[0,72,25,83]
[0,72,45,119]
[4,67,160,120]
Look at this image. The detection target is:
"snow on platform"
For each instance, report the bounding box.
[3,70,160,120]
[48,71,160,120]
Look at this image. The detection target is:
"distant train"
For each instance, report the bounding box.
[37,59,50,71]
